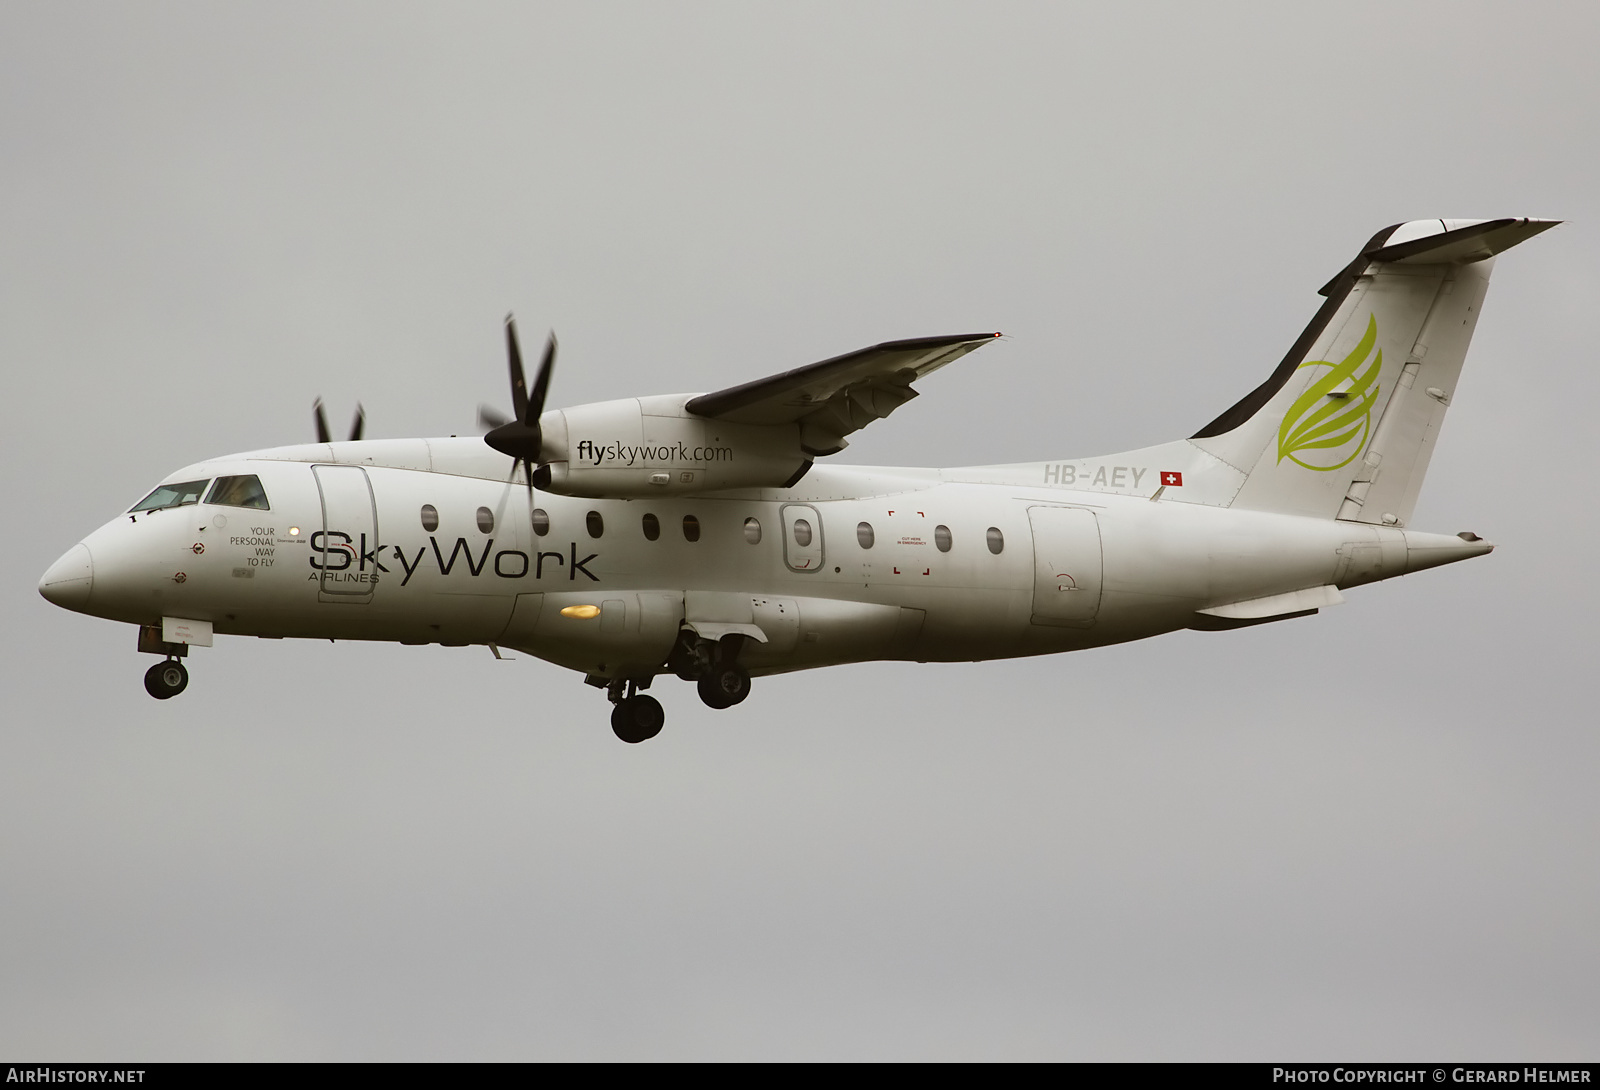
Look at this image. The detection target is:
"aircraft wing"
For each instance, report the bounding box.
[685,332,1002,455]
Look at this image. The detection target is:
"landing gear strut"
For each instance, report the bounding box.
[607,678,664,744]
[669,629,753,710]
[144,658,189,700]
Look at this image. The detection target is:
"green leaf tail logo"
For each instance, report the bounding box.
[1277,315,1382,471]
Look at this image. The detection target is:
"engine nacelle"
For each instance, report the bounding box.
[536,394,810,497]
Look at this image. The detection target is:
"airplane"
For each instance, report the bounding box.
[38,217,1557,743]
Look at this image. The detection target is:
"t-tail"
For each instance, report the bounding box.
[1186,218,1558,524]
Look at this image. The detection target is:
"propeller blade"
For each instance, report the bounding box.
[525,333,557,426]
[349,403,365,442]
[313,398,331,444]
[506,314,528,422]
[484,317,556,498]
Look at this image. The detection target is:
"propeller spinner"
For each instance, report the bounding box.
[482,315,556,491]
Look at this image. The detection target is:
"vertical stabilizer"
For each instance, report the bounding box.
[1191,218,1557,524]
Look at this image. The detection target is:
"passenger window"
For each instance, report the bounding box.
[793,518,813,547]
[206,475,270,510]
[420,504,439,532]
[130,479,210,513]
[683,514,701,542]
[857,521,875,549]
[531,508,550,536]
[935,524,952,552]
[642,513,661,541]
[986,527,1004,554]
[743,517,762,545]
[476,507,495,533]
[586,510,604,538]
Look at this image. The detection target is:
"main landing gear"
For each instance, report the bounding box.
[697,664,751,710]
[144,658,189,700]
[600,630,757,743]
[669,630,752,711]
[607,678,664,744]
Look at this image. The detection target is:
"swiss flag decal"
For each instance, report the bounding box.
[1161,471,1183,487]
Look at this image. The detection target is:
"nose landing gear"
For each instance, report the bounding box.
[137,624,192,700]
[144,658,189,700]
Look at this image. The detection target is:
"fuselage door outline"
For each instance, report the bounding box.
[1027,505,1103,628]
[312,464,378,604]
[779,503,825,574]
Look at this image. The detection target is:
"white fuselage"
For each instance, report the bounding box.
[39,218,1547,733]
[49,437,1484,684]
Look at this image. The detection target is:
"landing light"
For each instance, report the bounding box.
[560,604,601,619]
[288,527,300,536]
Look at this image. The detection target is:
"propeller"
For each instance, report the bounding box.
[482,315,556,496]
[314,399,366,443]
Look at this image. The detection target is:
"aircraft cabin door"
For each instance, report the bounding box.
[312,464,378,604]
[780,504,825,573]
[1028,506,1102,628]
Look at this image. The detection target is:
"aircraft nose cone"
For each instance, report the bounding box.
[39,543,94,611]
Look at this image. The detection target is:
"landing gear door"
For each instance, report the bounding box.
[1028,506,1102,627]
[312,465,378,604]
[780,503,824,573]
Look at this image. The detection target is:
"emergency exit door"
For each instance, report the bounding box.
[780,504,825,573]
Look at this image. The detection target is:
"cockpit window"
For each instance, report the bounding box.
[130,479,210,513]
[205,475,270,510]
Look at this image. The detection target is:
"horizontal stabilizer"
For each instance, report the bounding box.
[1367,218,1560,266]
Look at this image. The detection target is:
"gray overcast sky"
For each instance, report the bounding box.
[3,1,1597,1060]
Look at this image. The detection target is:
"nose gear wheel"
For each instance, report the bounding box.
[144,659,189,700]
